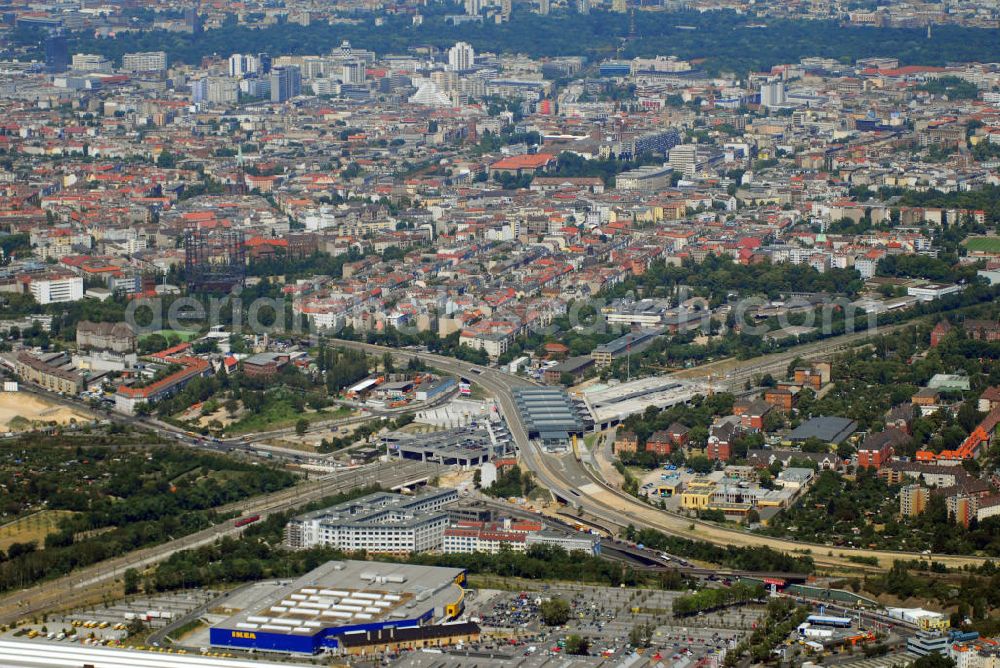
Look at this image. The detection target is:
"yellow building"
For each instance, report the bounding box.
[900,484,928,517]
[15,352,84,395]
[920,615,951,631]
[680,479,715,510]
[655,479,684,498]
[708,502,752,518]
[634,206,663,224]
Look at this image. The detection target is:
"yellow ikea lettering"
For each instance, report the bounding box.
[233,631,256,640]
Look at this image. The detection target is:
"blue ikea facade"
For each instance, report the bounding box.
[209,553,467,655]
[210,607,436,654]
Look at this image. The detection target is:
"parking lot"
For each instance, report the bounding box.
[1,590,216,649]
[11,579,766,665]
[459,583,764,666]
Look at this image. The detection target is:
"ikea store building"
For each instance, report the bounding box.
[209,560,467,655]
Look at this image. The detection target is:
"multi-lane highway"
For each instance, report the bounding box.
[326,335,989,573]
[0,460,442,625]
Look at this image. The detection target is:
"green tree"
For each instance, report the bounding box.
[957,400,984,433]
[540,598,571,626]
[156,151,177,168]
[481,465,535,498]
[917,76,979,100]
[628,622,655,648]
[295,418,309,436]
[688,455,714,474]
[911,655,956,668]
[381,246,406,262]
[123,568,140,595]
[564,635,590,655]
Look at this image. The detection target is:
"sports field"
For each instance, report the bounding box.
[964,237,1000,253]
[138,329,200,342]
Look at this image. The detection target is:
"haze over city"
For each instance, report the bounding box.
[0,0,998,667]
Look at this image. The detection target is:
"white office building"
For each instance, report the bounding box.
[207,77,239,104]
[122,51,167,72]
[228,53,259,78]
[70,54,112,73]
[26,273,84,304]
[668,144,699,177]
[313,78,340,96]
[760,79,786,108]
[341,61,366,85]
[284,490,459,555]
[907,282,963,302]
[447,42,475,72]
[525,531,600,555]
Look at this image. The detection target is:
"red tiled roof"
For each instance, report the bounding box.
[117,357,209,399]
[490,153,556,170]
[151,342,192,360]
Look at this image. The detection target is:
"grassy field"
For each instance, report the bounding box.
[964,237,1000,253]
[224,404,353,436]
[0,510,76,553]
[138,329,199,342]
